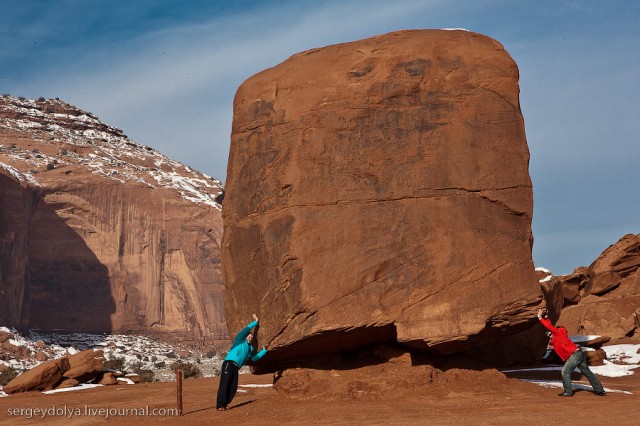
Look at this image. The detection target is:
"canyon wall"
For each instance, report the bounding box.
[0,95,227,345]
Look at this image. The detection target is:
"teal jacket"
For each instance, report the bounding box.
[224,320,267,367]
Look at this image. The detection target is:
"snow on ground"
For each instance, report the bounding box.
[0,162,39,186]
[520,380,632,395]
[42,384,104,395]
[571,335,602,343]
[503,342,640,393]
[1,327,225,382]
[502,361,639,378]
[604,344,640,364]
[236,384,273,393]
[0,95,223,209]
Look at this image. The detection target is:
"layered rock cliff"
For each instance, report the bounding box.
[0,95,227,345]
[556,234,640,340]
[222,30,543,364]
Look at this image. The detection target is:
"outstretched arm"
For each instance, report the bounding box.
[250,345,268,362]
[537,309,557,334]
[232,314,259,346]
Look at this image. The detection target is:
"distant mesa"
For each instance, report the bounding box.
[0,94,227,346]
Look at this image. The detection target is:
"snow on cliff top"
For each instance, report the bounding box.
[0,95,222,209]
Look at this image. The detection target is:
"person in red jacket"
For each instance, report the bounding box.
[537,309,606,397]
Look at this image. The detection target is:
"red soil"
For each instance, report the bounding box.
[1,363,638,425]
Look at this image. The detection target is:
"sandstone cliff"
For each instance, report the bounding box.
[222,30,543,364]
[556,234,640,340]
[0,95,227,345]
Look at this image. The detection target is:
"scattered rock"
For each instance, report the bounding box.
[55,378,80,389]
[556,234,640,340]
[124,374,141,384]
[585,349,607,366]
[2,357,70,394]
[578,336,611,349]
[559,296,640,339]
[63,349,105,383]
[97,372,118,385]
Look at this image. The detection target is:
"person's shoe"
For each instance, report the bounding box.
[558,392,574,397]
[595,391,607,396]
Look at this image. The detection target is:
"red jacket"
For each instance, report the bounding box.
[540,317,578,361]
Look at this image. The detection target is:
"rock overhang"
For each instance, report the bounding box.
[222,29,543,366]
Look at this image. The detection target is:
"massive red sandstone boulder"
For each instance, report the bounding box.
[557,234,640,340]
[0,95,227,345]
[223,30,542,363]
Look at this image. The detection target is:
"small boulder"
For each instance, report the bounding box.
[577,336,611,349]
[64,349,105,383]
[55,378,80,389]
[585,348,606,366]
[1,341,18,353]
[98,372,118,385]
[2,357,70,394]
[124,374,141,384]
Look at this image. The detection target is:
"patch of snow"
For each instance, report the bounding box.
[535,267,552,274]
[0,161,39,186]
[0,95,223,208]
[603,344,640,364]
[571,335,602,343]
[3,328,225,382]
[238,384,273,388]
[539,275,552,283]
[590,360,640,378]
[42,384,104,394]
[503,344,640,379]
[116,378,135,385]
[521,379,632,395]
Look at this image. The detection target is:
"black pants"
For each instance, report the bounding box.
[216,360,239,409]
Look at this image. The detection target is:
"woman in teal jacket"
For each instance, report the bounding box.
[216,314,267,411]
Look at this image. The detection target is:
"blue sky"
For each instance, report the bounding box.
[1,0,638,275]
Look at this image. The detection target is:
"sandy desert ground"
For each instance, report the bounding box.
[1,361,638,426]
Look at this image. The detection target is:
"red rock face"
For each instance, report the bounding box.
[557,234,640,339]
[223,30,542,363]
[0,95,227,346]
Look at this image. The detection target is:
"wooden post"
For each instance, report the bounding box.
[176,369,183,416]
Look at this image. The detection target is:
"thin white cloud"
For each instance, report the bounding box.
[5,0,640,274]
[16,0,449,178]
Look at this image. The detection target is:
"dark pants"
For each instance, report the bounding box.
[562,350,605,394]
[216,360,239,409]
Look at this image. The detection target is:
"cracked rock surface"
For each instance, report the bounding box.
[223,30,542,364]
